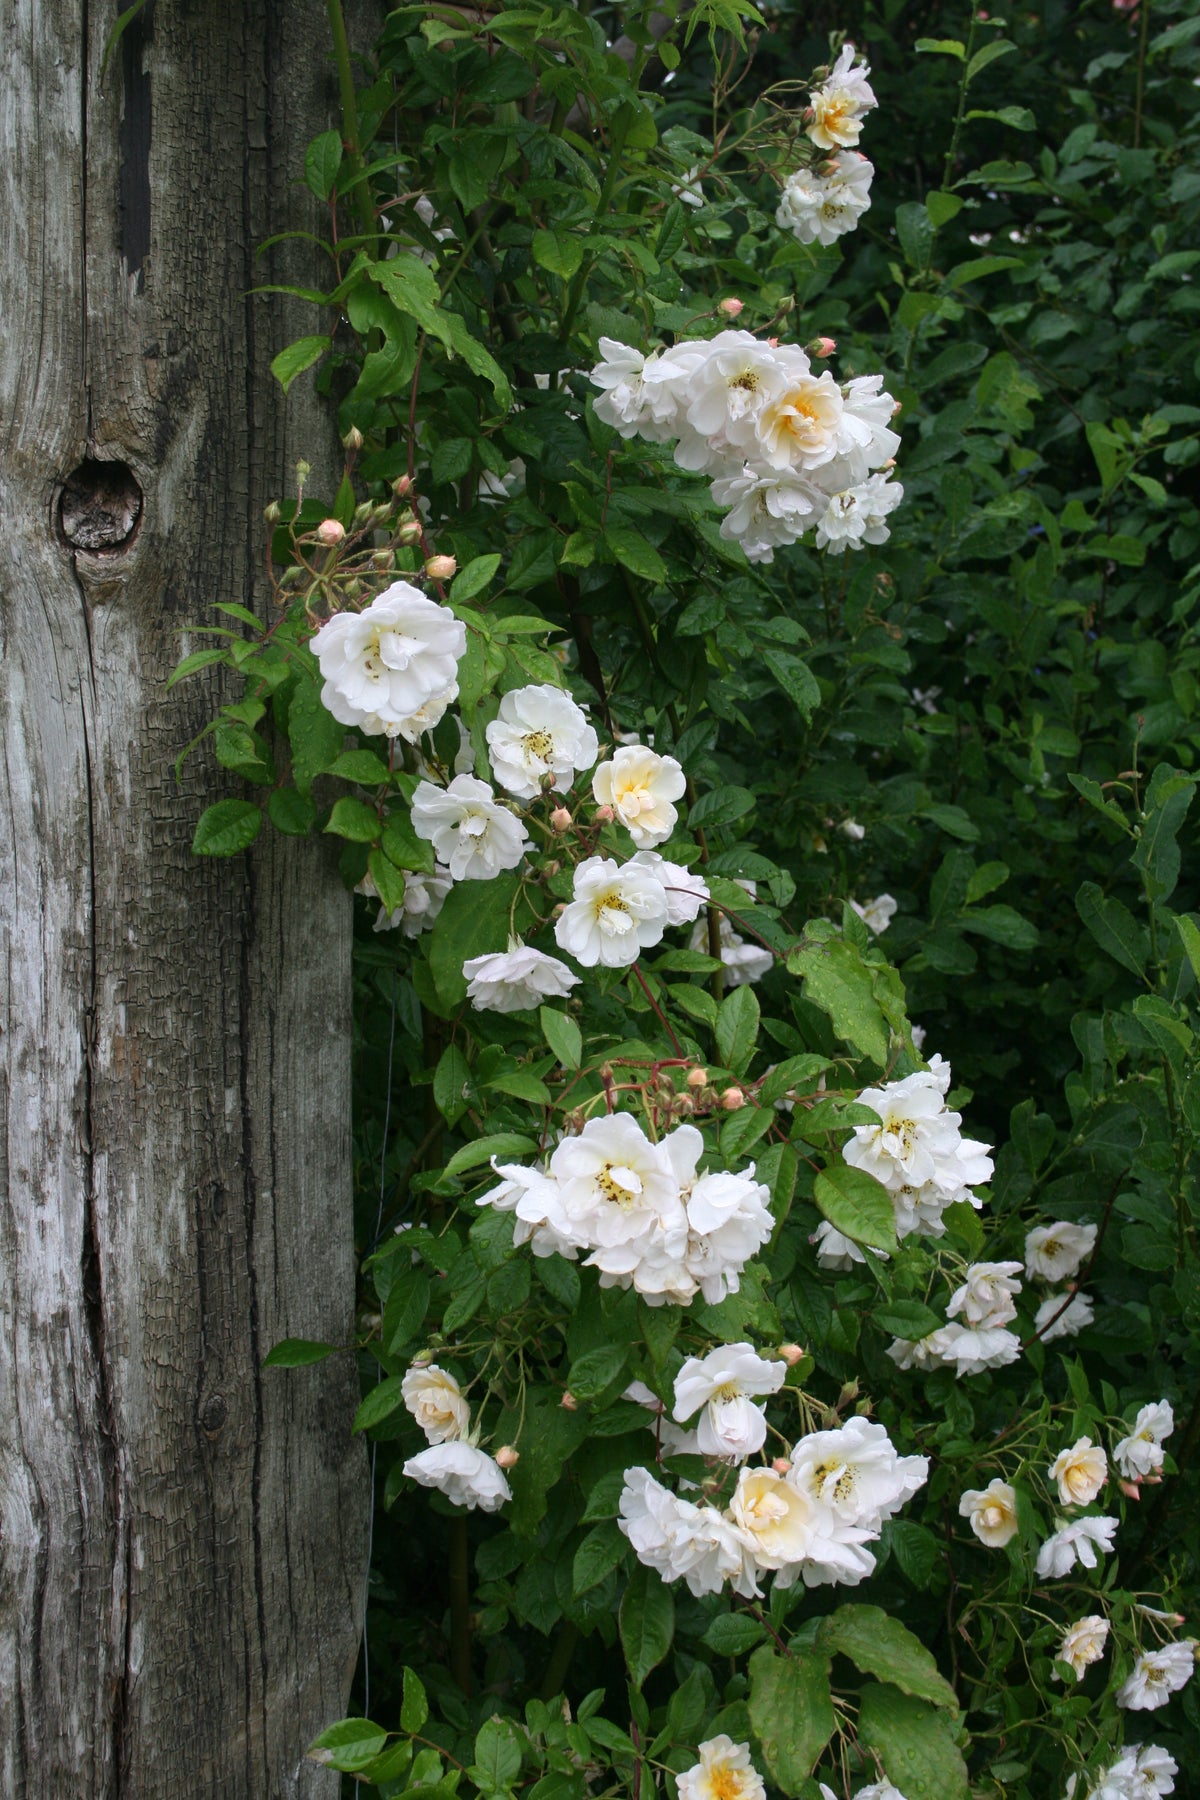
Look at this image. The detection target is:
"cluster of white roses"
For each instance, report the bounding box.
[619,1412,927,1598]
[1066,1744,1177,1800]
[590,328,902,563]
[776,44,878,248]
[399,1362,514,1512]
[311,579,467,740]
[1025,1218,1098,1341]
[478,1116,772,1307]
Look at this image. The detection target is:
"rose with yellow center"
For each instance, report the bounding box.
[958,1477,1020,1547]
[677,1737,766,1800]
[755,373,844,471]
[1049,1438,1108,1507]
[592,745,686,848]
[730,1467,822,1568]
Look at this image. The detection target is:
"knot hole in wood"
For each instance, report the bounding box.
[59,458,144,553]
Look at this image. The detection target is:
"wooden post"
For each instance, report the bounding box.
[0,3,369,1792]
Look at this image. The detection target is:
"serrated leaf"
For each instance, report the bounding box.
[474,1716,522,1790]
[619,1563,675,1685]
[451,553,503,602]
[541,1006,582,1070]
[307,1718,388,1773]
[268,787,317,836]
[192,799,262,857]
[305,129,343,201]
[325,796,381,843]
[787,937,890,1066]
[813,1165,897,1253]
[716,984,760,1074]
[352,1376,406,1434]
[271,334,330,395]
[702,1613,766,1655]
[1076,881,1149,978]
[262,1337,337,1368]
[442,1133,538,1180]
[330,749,391,785]
[761,648,820,721]
[288,674,344,794]
[747,1645,835,1794]
[604,524,667,583]
[816,1606,958,1709]
[857,1683,970,1800]
[573,1521,625,1595]
[568,1345,629,1400]
[533,227,584,280]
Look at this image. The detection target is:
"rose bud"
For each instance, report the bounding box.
[316,518,346,546]
[561,1391,579,1411]
[772,1457,791,1475]
[392,473,414,497]
[718,296,744,317]
[494,1445,520,1469]
[424,554,457,580]
[720,1086,745,1110]
[778,1344,806,1366]
[686,1067,709,1089]
[550,806,572,833]
[594,804,615,824]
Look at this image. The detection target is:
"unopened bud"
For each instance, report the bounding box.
[772,1456,791,1475]
[411,1349,435,1367]
[718,296,744,317]
[543,859,562,879]
[353,501,375,524]
[425,554,457,580]
[561,1391,578,1411]
[316,518,346,546]
[810,336,837,359]
[720,1086,745,1111]
[263,501,282,525]
[595,804,614,824]
[494,1444,520,1469]
[892,399,903,416]
[778,1343,806,1366]
[295,459,312,488]
[342,425,364,452]
[1119,1479,1141,1501]
[372,548,394,569]
[840,819,866,841]
[397,521,423,544]
[392,473,414,498]
[686,1067,708,1089]
[837,1379,860,1409]
[550,806,572,833]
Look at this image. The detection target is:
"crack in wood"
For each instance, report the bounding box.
[118,1,154,290]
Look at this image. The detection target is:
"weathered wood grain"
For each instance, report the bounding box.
[0,3,369,1792]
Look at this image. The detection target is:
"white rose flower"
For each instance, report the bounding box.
[623,1381,702,1458]
[855,1784,909,1800]
[845,1068,993,1195]
[367,863,453,937]
[728,1466,829,1571]
[484,684,599,799]
[614,1126,774,1309]
[888,1324,1020,1377]
[476,1159,581,1261]
[1116,1642,1196,1711]
[1055,1615,1111,1681]
[812,1219,869,1269]
[626,850,710,924]
[1025,1220,1098,1281]
[947,1261,1024,1330]
[554,854,670,967]
[688,911,775,986]
[618,1466,757,1597]
[834,374,903,481]
[410,774,530,880]
[711,463,820,562]
[959,1477,1019,1547]
[592,745,686,848]
[403,1442,511,1512]
[850,892,898,934]
[463,942,580,1013]
[1131,1744,1179,1794]
[1034,1515,1119,1579]
[549,1113,683,1252]
[776,152,874,246]
[1035,1291,1095,1342]
[754,368,846,472]
[807,42,878,150]
[401,1363,471,1444]
[678,1737,767,1800]
[789,1416,928,1532]
[589,337,701,442]
[1067,1744,1178,1800]
[1049,1438,1108,1507]
[814,475,904,555]
[677,332,791,467]
[1115,1401,1175,1480]
[672,1343,787,1463]
[310,582,466,737]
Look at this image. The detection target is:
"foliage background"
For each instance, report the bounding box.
[183,0,1200,1792]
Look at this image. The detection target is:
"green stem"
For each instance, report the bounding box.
[326,0,377,249]
[449,1513,473,1695]
[940,9,981,194]
[538,1622,580,1700]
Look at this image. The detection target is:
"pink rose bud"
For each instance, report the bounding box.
[686,1067,709,1089]
[392,473,414,497]
[424,554,457,580]
[811,336,837,359]
[718,297,744,317]
[561,1391,578,1411]
[1119,1480,1141,1501]
[720,1086,745,1111]
[550,806,572,833]
[778,1343,806,1366]
[595,804,615,824]
[495,1445,520,1469]
[342,425,364,451]
[397,520,423,544]
[772,1456,791,1475]
[316,518,346,546]
[766,335,780,348]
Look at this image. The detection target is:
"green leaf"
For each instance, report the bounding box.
[305,129,343,201]
[451,553,503,602]
[689,787,757,830]
[787,937,890,1066]
[573,1521,626,1595]
[352,1376,406,1434]
[702,1613,767,1655]
[816,1606,959,1709]
[959,904,1039,950]
[367,848,407,915]
[895,201,935,272]
[872,1299,942,1339]
[747,1645,836,1794]
[671,983,719,1029]
[262,1337,337,1369]
[434,1044,473,1126]
[604,525,667,584]
[965,104,1035,129]
[1076,881,1149,978]
[915,36,964,55]
[401,1667,429,1735]
[1132,765,1195,901]
[325,796,381,843]
[926,190,963,227]
[288,675,344,795]
[716,985,760,1075]
[533,228,584,280]
[761,649,820,721]
[942,255,1023,290]
[192,799,262,857]
[541,1006,582,1070]
[1175,914,1200,984]
[383,1272,430,1356]
[568,1345,629,1400]
[271,334,330,394]
[966,37,1017,80]
[167,646,231,687]
[442,1133,538,1180]
[268,787,317,836]
[813,1165,897,1253]
[381,810,435,874]
[428,873,522,1005]
[307,1718,388,1774]
[365,261,512,411]
[473,1716,523,1791]
[856,1684,970,1800]
[619,1563,675,1685]
[330,749,391,785]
